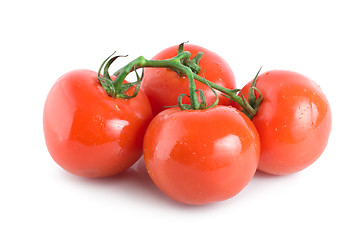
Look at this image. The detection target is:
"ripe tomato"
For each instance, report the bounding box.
[141,44,236,115]
[234,70,332,175]
[143,106,260,205]
[43,69,153,178]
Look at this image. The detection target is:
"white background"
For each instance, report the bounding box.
[1,0,358,239]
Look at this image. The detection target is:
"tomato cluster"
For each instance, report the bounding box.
[43,44,331,205]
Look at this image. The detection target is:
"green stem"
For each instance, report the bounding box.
[193,74,257,118]
[112,52,200,109]
[101,48,261,118]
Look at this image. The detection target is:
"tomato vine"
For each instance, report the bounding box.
[98,43,262,119]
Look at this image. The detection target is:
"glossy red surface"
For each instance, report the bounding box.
[239,70,332,175]
[141,44,237,115]
[143,106,260,205]
[43,69,153,177]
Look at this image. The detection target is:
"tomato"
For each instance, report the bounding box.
[143,106,260,205]
[141,44,237,115]
[234,70,332,175]
[43,69,153,178]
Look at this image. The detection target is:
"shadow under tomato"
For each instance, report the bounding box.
[63,156,208,208]
[116,160,223,209]
[60,159,298,209]
[253,169,303,179]
[253,170,284,179]
[244,169,302,197]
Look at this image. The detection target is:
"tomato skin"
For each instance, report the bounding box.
[141,44,236,115]
[234,70,332,175]
[143,106,260,205]
[43,69,153,178]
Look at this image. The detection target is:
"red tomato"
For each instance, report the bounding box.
[141,44,236,115]
[43,69,153,178]
[143,106,260,205]
[234,70,332,175]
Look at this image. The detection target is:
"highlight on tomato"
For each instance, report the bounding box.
[140,44,237,115]
[106,44,261,205]
[44,43,332,206]
[233,70,332,175]
[143,106,260,205]
[43,57,153,178]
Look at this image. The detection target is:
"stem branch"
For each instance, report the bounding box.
[113,53,200,109]
[99,45,262,118]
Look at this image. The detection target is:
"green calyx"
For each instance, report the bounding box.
[98,52,142,99]
[177,71,219,111]
[176,42,203,75]
[247,67,263,113]
[96,43,263,119]
[233,67,263,119]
